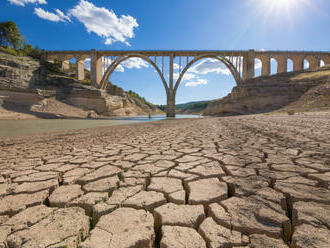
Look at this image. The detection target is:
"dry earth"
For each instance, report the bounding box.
[0,113,330,248]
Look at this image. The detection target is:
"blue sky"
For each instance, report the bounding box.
[1,0,330,104]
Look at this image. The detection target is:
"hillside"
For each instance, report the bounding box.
[203,67,330,116]
[156,100,210,114]
[175,100,210,114]
[0,52,161,119]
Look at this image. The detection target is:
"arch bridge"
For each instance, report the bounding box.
[45,50,330,117]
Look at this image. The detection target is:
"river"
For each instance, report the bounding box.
[0,115,202,137]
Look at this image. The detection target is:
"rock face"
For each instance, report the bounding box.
[204,68,330,116]
[0,52,160,118]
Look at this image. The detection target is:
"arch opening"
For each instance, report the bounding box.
[100,54,168,92]
[287,58,294,72]
[254,58,262,77]
[304,59,310,70]
[174,55,241,93]
[101,55,168,108]
[270,58,278,75]
[173,56,239,105]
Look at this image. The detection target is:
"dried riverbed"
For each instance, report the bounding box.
[0,113,329,247]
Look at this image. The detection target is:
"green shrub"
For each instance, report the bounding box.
[0,46,17,56]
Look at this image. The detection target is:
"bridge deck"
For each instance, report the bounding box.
[46,50,330,57]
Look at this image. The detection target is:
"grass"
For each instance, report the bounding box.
[0,46,18,56]
[117,172,125,182]
[291,69,330,81]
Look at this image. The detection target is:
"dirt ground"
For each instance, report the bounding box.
[0,113,329,247]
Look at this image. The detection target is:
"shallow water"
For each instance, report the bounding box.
[0,114,201,137]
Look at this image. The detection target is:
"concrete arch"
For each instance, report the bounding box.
[100,54,168,91]
[304,55,320,70]
[321,56,330,66]
[255,55,271,77]
[174,55,242,92]
[272,56,287,74]
[289,56,304,71]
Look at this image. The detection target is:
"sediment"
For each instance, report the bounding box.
[0,113,330,247]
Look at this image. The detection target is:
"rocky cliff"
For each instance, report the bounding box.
[0,52,160,119]
[203,68,330,116]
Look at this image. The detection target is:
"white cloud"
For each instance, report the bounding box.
[115,64,125,72]
[84,58,91,71]
[83,57,147,73]
[173,72,196,81]
[34,8,71,22]
[173,63,181,70]
[188,58,231,76]
[55,9,71,22]
[185,78,208,87]
[8,0,46,6]
[121,58,149,69]
[255,59,262,69]
[69,0,138,46]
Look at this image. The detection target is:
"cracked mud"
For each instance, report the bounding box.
[0,114,330,247]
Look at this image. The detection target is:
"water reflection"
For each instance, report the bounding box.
[0,115,202,137]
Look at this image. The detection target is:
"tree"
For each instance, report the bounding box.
[0,21,22,49]
[23,43,33,55]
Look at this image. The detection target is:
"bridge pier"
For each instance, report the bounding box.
[91,50,102,87]
[243,49,255,80]
[76,57,85,81]
[166,54,176,117]
[276,56,287,73]
[61,59,70,71]
[307,56,321,70]
[323,56,330,66]
[261,57,270,76]
[292,56,304,71]
[166,89,176,118]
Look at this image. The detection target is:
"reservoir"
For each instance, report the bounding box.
[0,115,201,137]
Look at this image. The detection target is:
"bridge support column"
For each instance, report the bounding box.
[292,56,304,71]
[261,57,270,76]
[91,50,102,88]
[322,56,330,66]
[166,89,176,118]
[76,57,85,81]
[61,60,70,71]
[243,49,255,80]
[277,57,287,73]
[166,54,176,117]
[308,56,320,70]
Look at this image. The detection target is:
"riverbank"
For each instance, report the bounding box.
[0,114,201,137]
[0,113,329,247]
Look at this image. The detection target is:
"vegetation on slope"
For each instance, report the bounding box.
[157,100,210,114]
[0,21,44,58]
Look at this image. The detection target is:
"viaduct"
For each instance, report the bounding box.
[45,50,330,117]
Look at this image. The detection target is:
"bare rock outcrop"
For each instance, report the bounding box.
[204,68,330,116]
